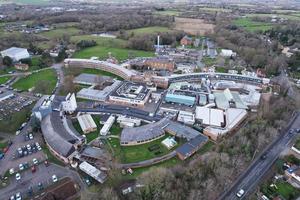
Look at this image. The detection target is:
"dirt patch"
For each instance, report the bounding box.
[174,17,215,35]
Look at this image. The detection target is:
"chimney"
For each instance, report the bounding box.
[157,35,160,48]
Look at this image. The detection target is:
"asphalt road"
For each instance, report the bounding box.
[219,113,300,200]
[78,104,162,122]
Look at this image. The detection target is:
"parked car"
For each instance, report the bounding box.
[26,144,31,151]
[15,173,21,181]
[84,177,91,186]
[9,168,14,175]
[19,164,24,171]
[28,186,33,196]
[38,182,43,190]
[52,175,58,183]
[29,133,33,140]
[32,158,38,165]
[15,192,21,200]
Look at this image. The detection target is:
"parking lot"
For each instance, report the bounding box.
[0,94,34,121]
[0,162,83,200]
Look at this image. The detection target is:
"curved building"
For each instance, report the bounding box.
[41,111,84,163]
[64,58,137,80]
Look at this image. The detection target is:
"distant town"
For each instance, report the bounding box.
[0,0,300,200]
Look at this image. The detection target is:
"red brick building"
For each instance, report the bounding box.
[180,35,193,46]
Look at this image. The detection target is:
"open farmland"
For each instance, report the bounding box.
[154,10,182,16]
[72,46,154,62]
[126,26,171,35]
[246,13,300,21]
[39,27,81,39]
[70,35,127,48]
[174,17,215,35]
[234,18,273,32]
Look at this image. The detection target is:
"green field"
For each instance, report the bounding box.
[70,35,127,48]
[12,69,57,94]
[246,13,300,21]
[40,27,81,39]
[72,46,154,62]
[106,135,185,164]
[199,7,232,12]
[154,10,181,16]
[233,18,273,32]
[126,26,171,35]
[0,76,11,84]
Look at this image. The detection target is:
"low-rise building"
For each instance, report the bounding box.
[100,115,115,136]
[180,35,193,46]
[14,63,29,71]
[161,136,177,150]
[77,80,122,102]
[177,111,195,125]
[176,134,208,160]
[109,81,151,108]
[0,91,14,102]
[77,114,97,134]
[1,47,30,61]
[195,107,225,127]
[61,93,77,114]
[220,49,236,57]
[79,161,107,184]
[117,115,141,128]
[165,93,195,106]
[143,57,175,71]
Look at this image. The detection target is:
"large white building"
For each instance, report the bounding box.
[77,114,97,134]
[61,93,77,114]
[1,47,30,61]
[195,107,224,127]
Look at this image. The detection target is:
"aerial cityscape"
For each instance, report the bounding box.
[0,0,300,200]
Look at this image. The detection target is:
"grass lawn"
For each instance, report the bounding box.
[42,146,65,166]
[13,69,57,94]
[126,26,171,35]
[276,181,300,199]
[40,27,81,39]
[70,35,126,48]
[0,141,8,149]
[215,66,227,73]
[0,76,11,84]
[106,135,185,164]
[64,67,123,80]
[233,18,273,32]
[72,46,154,62]
[0,104,33,133]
